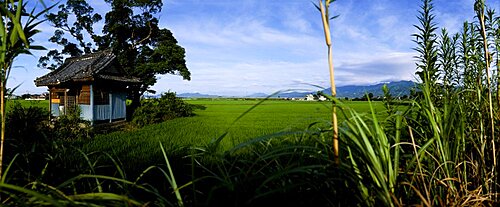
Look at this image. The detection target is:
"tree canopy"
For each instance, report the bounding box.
[39,0,190,97]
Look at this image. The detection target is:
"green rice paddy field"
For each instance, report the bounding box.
[9,99,385,166]
[84,99,384,164]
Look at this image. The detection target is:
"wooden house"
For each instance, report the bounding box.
[35,50,140,124]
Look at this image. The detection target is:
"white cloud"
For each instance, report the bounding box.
[169,16,320,49]
[282,6,313,33]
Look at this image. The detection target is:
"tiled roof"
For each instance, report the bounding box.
[35,50,140,86]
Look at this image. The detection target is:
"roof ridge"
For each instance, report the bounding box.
[65,49,114,63]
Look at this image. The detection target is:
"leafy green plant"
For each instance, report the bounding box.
[6,103,50,145]
[3,103,53,182]
[132,92,200,127]
[52,107,92,140]
[0,141,191,206]
[189,130,357,206]
[340,101,402,206]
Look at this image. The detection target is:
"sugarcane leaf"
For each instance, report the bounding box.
[330,14,339,20]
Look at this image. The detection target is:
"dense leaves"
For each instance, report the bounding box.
[413,0,439,90]
[6,103,50,149]
[52,107,93,140]
[132,92,199,127]
[6,104,91,142]
[38,0,101,69]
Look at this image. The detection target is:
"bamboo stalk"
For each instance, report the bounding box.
[477,0,496,165]
[319,0,338,163]
[476,0,497,198]
[0,4,7,182]
[497,57,500,106]
[0,77,4,181]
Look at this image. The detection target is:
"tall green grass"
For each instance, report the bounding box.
[339,0,500,205]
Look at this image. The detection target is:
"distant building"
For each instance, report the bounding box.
[305,94,315,101]
[24,94,46,100]
[318,95,327,101]
[6,95,19,100]
[305,94,328,101]
[34,50,140,124]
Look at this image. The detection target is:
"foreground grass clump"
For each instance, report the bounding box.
[1,126,363,206]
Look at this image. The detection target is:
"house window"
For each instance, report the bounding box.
[79,85,91,105]
[94,90,109,105]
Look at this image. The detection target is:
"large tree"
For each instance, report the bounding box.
[39,0,190,107]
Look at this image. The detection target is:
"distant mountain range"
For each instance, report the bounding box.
[274,81,417,98]
[176,81,417,99]
[329,80,416,98]
[177,92,221,98]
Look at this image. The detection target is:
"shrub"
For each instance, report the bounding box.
[6,103,51,152]
[5,103,54,181]
[132,92,201,127]
[52,106,93,140]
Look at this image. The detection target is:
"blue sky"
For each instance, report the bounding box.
[9,0,492,96]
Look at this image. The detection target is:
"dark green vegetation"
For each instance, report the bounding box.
[131,92,201,127]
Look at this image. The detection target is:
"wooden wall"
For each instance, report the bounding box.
[48,84,127,123]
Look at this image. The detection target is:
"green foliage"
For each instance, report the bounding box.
[189,134,356,206]
[5,103,52,175]
[131,92,198,127]
[6,103,50,142]
[3,103,57,183]
[341,102,402,206]
[382,84,394,115]
[438,28,456,89]
[413,0,439,85]
[52,107,92,140]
